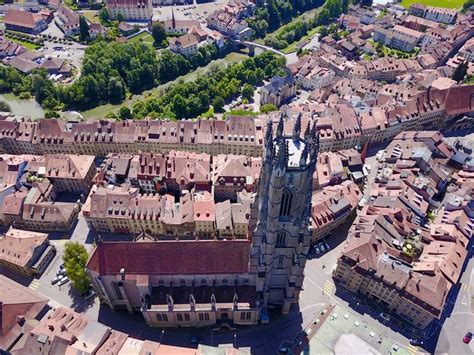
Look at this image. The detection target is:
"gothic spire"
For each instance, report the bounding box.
[293,113,302,139]
[276,113,284,139]
[300,140,309,166]
[265,120,273,152]
[172,6,176,27]
[310,131,320,164]
[304,121,311,141]
[276,138,288,170]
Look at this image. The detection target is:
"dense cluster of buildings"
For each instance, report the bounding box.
[0,153,95,231]
[0,276,247,354]
[0,227,55,277]
[166,12,225,57]
[82,146,361,241]
[334,131,473,329]
[84,117,318,327]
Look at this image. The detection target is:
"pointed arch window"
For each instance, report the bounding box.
[276,231,286,247]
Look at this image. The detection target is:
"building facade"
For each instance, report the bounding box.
[106,0,153,21]
[260,76,297,108]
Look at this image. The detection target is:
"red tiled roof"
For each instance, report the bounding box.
[87,240,250,275]
[4,9,43,29]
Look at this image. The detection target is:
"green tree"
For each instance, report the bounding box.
[119,106,132,120]
[213,96,225,113]
[152,23,167,47]
[0,100,11,112]
[452,61,468,82]
[260,103,278,113]
[99,8,109,24]
[116,12,125,23]
[63,242,90,293]
[108,76,125,103]
[105,111,118,119]
[317,8,330,25]
[241,83,254,101]
[79,15,90,41]
[45,109,60,118]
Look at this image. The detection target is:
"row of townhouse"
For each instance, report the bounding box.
[0,153,96,231]
[0,85,472,158]
[82,184,253,240]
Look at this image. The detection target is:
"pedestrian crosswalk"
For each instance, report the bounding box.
[324,280,334,295]
[407,344,419,355]
[29,280,40,291]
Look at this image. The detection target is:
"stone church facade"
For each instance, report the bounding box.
[85,115,318,328]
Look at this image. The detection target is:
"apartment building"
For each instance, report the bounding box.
[4,9,47,35]
[169,26,208,57]
[424,6,458,25]
[289,54,336,90]
[260,76,297,107]
[310,181,361,241]
[0,84,472,158]
[106,0,153,21]
[206,0,254,39]
[373,25,423,52]
[42,154,96,194]
[0,227,55,277]
[83,184,253,240]
[0,276,49,351]
[56,5,80,36]
[409,4,457,25]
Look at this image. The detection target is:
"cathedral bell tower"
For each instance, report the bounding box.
[249,114,319,314]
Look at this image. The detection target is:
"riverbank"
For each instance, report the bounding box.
[0,93,44,119]
[80,51,249,119]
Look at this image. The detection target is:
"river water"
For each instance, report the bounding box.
[0,93,44,119]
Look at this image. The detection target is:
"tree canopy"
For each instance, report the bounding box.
[152,23,167,47]
[131,52,286,119]
[452,61,469,82]
[0,40,227,111]
[63,242,90,293]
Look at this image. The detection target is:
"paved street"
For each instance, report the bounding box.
[25,214,99,319]
[435,249,474,355]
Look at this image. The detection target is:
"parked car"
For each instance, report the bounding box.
[84,290,96,300]
[318,243,326,253]
[51,275,62,285]
[409,339,424,346]
[380,313,390,321]
[58,276,69,286]
[464,332,472,344]
[323,242,330,250]
[56,268,66,277]
[190,336,201,344]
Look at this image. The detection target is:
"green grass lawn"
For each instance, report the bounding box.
[82,10,101,24]
[128,32,154,45]
[399,0,464,8]
[265,6,323,39]
[8,37,40,50]
[281,26,321,54]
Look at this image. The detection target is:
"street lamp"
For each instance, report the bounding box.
[234,332,237,349]
[159,329,165,344]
